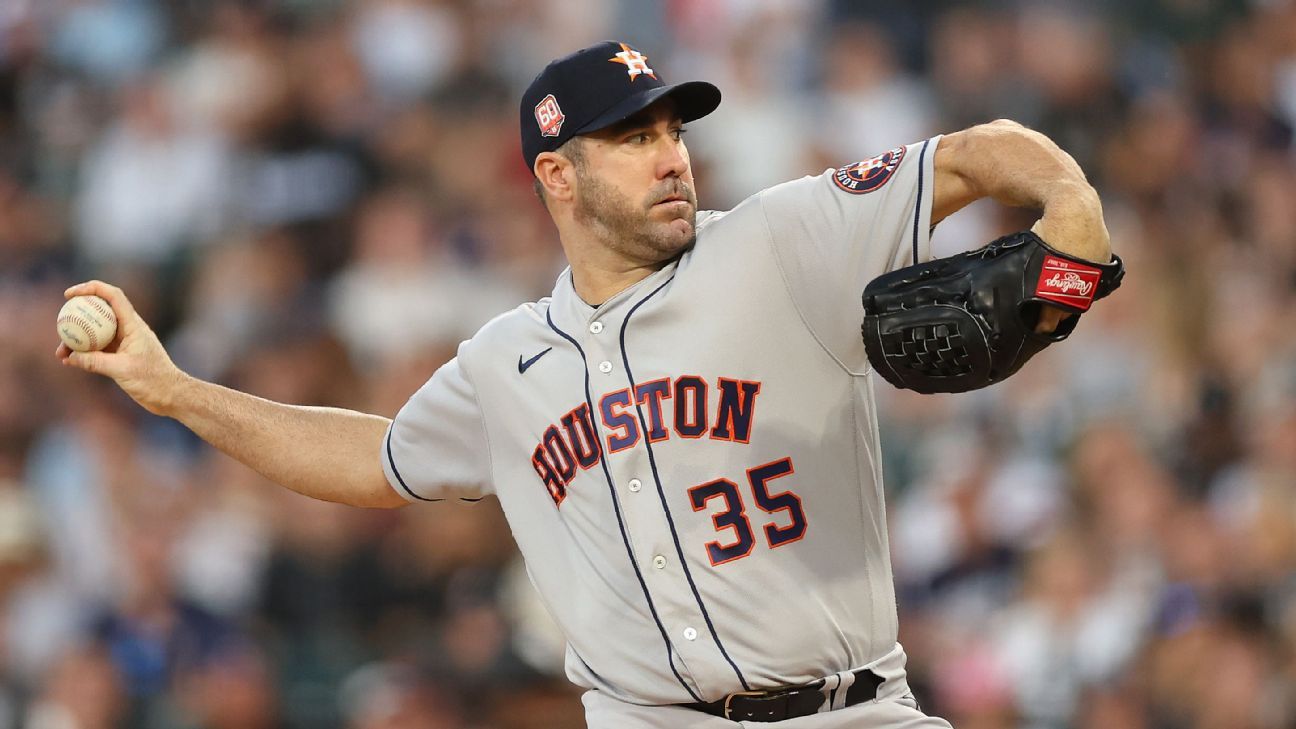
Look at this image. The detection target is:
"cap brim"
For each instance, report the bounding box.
[573,81,721,137]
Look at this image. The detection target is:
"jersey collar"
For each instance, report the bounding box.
[547,259,680,334]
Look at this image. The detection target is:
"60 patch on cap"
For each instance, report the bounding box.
[519,41,721,172]
[535,94,565,137]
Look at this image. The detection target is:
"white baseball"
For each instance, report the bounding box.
[57,295,118,352]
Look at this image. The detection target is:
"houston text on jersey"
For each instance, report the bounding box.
[530,375,762,505]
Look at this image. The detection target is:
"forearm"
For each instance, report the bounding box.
[58,280,409,509]
[935,120,1111,262]
[165,374,405,509]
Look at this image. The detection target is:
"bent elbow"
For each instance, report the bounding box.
[985,118,1027,131]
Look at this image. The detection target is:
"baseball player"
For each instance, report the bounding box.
[59,41,1115,727]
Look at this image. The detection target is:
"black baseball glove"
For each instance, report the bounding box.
[861,230,1124,394]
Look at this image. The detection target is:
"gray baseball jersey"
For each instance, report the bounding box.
[382,137,940,709]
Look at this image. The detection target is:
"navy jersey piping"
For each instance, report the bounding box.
[545,307,703,702]
[619,277,753,691]
[385,425,442,502]
[911,137,932,265]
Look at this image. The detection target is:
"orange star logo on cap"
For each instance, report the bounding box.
[609,42,656,81]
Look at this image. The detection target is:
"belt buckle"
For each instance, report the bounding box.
[723,690,769,720]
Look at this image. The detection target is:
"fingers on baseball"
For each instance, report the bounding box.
[63,350,107,375]
[65,280,138,329]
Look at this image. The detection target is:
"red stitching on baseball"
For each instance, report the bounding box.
[84,297,116,325]
[60,315,98,349]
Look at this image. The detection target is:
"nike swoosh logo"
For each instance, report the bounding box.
[518,347,553,374]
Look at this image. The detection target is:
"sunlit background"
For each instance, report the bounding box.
[2,1,1295,728]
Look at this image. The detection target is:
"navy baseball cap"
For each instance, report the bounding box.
[520,41,721,172]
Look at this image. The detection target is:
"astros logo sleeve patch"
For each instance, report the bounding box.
[833,146,906,194]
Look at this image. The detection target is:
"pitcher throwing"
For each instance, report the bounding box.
[59,41,1120,727]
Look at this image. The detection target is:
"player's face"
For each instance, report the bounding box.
[572,103,698,265]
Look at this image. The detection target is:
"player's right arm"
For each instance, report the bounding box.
[56,281,407,510]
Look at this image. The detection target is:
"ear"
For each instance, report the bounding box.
[534,152,577,203]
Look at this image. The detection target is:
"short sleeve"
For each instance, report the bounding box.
[758,136,940,372]
[382,344,493,503]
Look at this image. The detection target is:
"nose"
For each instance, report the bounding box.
[655,135,689,180]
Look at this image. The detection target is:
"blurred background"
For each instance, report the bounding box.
[2,0,1295,727]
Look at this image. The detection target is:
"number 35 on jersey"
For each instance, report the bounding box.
[529,373,809,566]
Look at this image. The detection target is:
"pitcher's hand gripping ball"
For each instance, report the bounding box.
[56,295,118,352]
[862,230,1125,394]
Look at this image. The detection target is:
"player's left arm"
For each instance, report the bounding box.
[931,119,1113,330]
[932,119,1110,260]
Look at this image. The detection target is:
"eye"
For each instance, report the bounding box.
[626,133,650,145]
[671,127,688,141]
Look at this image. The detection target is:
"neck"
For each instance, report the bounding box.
[569,256,667,306]
[559,219,673,306]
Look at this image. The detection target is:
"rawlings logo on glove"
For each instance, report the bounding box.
[861,230,1124,394]
[1035,256,1103,310]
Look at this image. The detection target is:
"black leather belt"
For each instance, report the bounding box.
[682,668,884,722]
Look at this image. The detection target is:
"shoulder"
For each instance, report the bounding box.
[457,299,553,364]
[756,172,831,205]
[688,175,840,259]
[692,182,788,241]
[696,208,728,230]
[697,174,827,226]
[687,195,774,263]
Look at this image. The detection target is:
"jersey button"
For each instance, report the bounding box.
[628,478,642,492]
[598,361,613,373]
[589,321,604,334]
[652,555,667,569]
[683,627,698,641]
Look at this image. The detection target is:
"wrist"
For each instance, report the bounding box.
[1033,186,1111,263]
[154,368,199,419]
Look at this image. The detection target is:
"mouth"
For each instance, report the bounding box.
[653,194,690,208]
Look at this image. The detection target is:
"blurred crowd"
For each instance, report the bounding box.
[1,0,1295,728]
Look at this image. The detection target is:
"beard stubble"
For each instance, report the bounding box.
[573,169,698,265]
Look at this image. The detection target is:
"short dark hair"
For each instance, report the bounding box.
[533,137,587,206]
